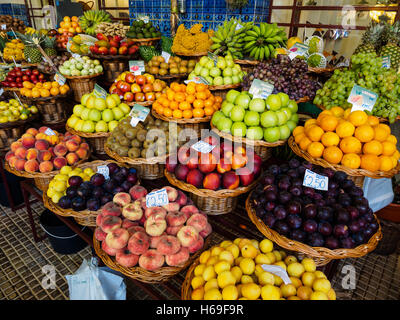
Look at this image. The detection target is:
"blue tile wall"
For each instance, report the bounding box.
[0,4,30,27]
[129,0,270,37]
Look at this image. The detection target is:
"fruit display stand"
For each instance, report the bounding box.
[66,124,110,156]
[210,122,286,161]
[104,144,166,180]
[288,136,400,188]
[90,54,136,84]
[64,73,103,103]
[245,192,383,266]
[208,83,241,100]
[130,37,161,47]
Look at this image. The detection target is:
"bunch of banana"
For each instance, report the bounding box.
[25,27,36,35]
[78,10,112,36]
[209,18,253,59]
[243,22,287,61]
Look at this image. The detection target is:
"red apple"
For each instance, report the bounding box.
[109,47,118,55]
[123,91,134,102]
[131,83,141,93]
[118,46,128,55]
[142,83,153,93]
[109,40,119,48]
[134,92,145,102]
[145,92,155,101]
[98,46,109,55]
[136,75,146,86]
[236,167,254,187]
[125,73,135,84]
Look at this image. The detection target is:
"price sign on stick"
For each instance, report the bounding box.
[129,60,145,75]
[302,169,328,191]
[146,189,169,208]
[348,84,378,113]
[249,79,274,99]
[161,51,171,63]
[54,72,66,86]
[44,128,56,136]
[129,104,150,127]
[191,140,216,153]
[97,165,110,180]
[93,83,108,100]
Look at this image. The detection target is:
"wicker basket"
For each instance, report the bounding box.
[64,73,103,103]
[93,232,210,283]
[129,37,161,46]
[308,66,335,74]
[173,51,207,62]
[104,144,166,180]
[154,73,188,85]
[101,59,128,84]
[127,101,153,107]
[296,96,311,104]
[165,170,258,215]
[246,192,382,266]
[66,124,110,156]
[208,83,241,100]
[22,95,69,125]
[42,160,139,226]
[234,59,260,74]
[210,122,286,161]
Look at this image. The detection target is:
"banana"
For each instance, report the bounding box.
[253,25,261,36]
[211,36,222,43]
[210,43,221,50]
[243,40,256,50]
[263,45,270,59]
[244,35,256,42]
[260,23,266,36]
[259,47,265,60]
[246,30,259,38]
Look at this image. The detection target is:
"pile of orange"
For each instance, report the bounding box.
[152,82,222,119]
[20,81,70,99]
[293,107,400,172]
[58,16,81,34]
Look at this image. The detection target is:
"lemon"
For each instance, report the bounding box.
[241,283,261,300]
[60,166,73,175]
[222,285,239,300]
[261,284,281,300]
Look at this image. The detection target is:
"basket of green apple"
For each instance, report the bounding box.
[210,90,300,161]
[66,90,132,156]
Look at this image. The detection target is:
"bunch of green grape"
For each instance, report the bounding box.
[313,52,400,123]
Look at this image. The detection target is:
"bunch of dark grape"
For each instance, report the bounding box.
[242,54,322,101]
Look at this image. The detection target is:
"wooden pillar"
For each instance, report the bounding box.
[171,0,178,37]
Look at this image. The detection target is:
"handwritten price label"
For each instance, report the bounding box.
[249,79,274,99]
[93,83,108,100]
[191,140,216,153]
[97,165,110,180]
[303,169,328,191]
[348,84,378,113]
[382,55,390,69]
[161,51,171,63]
[129,60,145,75]
[44,128,56,136]
[208,51,218,66]
[288,43,309,60]
[129,104,150,127]
[54,72,66,86]
[261,265,292,285]
[146,189,169,208]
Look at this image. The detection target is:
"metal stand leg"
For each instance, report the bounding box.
[0,158,16,211]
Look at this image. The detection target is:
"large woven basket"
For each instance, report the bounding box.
[129,37,161,46]
[234,58,260,73]
[308,66,335,74]
[246,192,382,266]
[42,160,139,226]
[104,144,166,180]
[22,95,69,125]
[66,124,110,156]
[208,83,241,100]
[165,170,258,215]
[127,101,153,107]
[210,122,286,161]
[101,59,128,84]
[173,51,207,62]
[93,232,210,283]
[64,73,103,103]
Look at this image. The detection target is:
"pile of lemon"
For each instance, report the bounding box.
[3,39,25,61]
[189,238,336,300]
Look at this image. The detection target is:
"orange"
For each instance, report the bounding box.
[215,96,223,104]
[319,115,338,132]
[341,153,361,169]
[391,156,398,169]
[169,100,179,110]
[196,91,207,100]
[159,97,170,108]
[186,94,196,104]
[20,88,27,96]
[182,109,193,119]
[335,121,355,138]
[299,136,312,151]
[64,21,71,29]
[340,137,362,154]
[193,99,204,109]
[174,92,186,102]
[204,98,214,109]
[321,132,340,147]
[43,82,52,90]
[163,108,173,117]
[51,81,59,88]
[31,88,40,98]
[374,125,389,142]
[204,106,215,116]
[386,134,397,145]
[360,154,381,172]
[50,87,60,96]
[60,21,66,28]
[367,115,379,127]
[304,119,317,128]
[323,146,343,164]
[318,110,333,118]
[76,26,82,33]
[156,105,164,115]
[39,88,50,97]
[71,21,78,28]
[195,83,207,92]
[23,89,32,98]
[343,108,352,119]
[307,142,324,158]
[306,125,324,142]
[381,141,396,156]
[166,88,175,100]
[379,155,394,171]
[63,16,71,22]
[35,82,42,88]
[61,84,69,91]
[378,123,391,134]
[330,106,344,118]
[348,110,368,127]
[292,126,305,137]
[363,140,383,156]
[294,133,306,144]
[59,86,69,95]
[23,81,34,89]
[172,109,183,119]
[71,16,78,22]
[193,108,205,118]
[186,84,196,95]
[179,101,191,111]
[354,125,374,143]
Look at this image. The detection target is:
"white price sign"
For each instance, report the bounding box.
[129,60,145,75]
[191,140,216,153]
[54,72,66,86]
[146,188,169,208]
[261,265,292,285]
[44,128,56,136]
[97,165,110,180]
[161,51,171,63]
[302,169,328,191]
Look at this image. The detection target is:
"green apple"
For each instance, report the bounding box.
[276,110,288,126]
[74,119,84,132]
[89,109,101,122]
[94,97,107,111]
[106,95,117,108]
[213,76,224,85]
[80,107,90,120]
[86,95,96,109]
[277,92,290,107]
[216,57,226,70]
[119,102,131,114]
[286,120,297,132]
[211,110,225,127]
[226,89,240,103]
[112,107,125,120]
[82,120,95,133]
[266,94,282,111]
[249,98,265,113]
[102,109,114,122]
[205,60,215,70]
[205,76,213,85]
[279,125,291,140]
[95,120,108,132]
[110,94,121,106]
[210,67,221,78]
[199,56,209,67]
[260,110,278,128]
[108,120,119,132]
[231,75,240,84]
[221,102,235,117]
[230,105,245,122]
[246,126,264,140]
[231,121,247,137]
[194,64,203,75]
[290,113,299,123]
[200,68,210,78]
[223,76,232,85]
[287,100,298,114]
[73,104,84,117]
[281,107,292,120]
[244,110,260,126]
[80,93,91,106]
[222,68,233,77]
[67,115,79,128]
[226,58,235,68]
[264,127,281,143]
[234,93,251,109]
[217,117,232,133]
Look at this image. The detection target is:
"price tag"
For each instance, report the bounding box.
[129,104,150,127]
[303,169,328,191]
[54,72,66,86]
[184,76,209,85]
[146,188,169,208]
[191,140,216,153]
[93,83,108,100]
[261,265,292,285]
[44,128,56,136]
[1,24,6,30]
[288,43,309,60]
[249,79,274,99]
[97,165,110,180]
[208,51,218,66]
[12,92,23,106]
[129,60,145,75]
[348,84,378,113]
[0,88,3,97]
[382,55,390,69]
[161,51,171,63]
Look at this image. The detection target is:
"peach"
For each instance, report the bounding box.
[150,232,167,248]
[144,206,167,219]
[8,156,18,168]
[203,172,221,190]
[5,151,15,162]
[198,153,217,174]
[54,143,68,157]
[10,141,22,152]
[187,235,204,253]
[199,222,212,238]
[48,147,55,157]
[165,246,190,267]
[34,139,50,151]
[232,153,248,170]
[26,128,39,136]
[163,186,178,202]
[35,132,47,140]
[24,159,39,172]
[53,157,67,169]
[162,202,180,213]
[105,227,130,249]
[176,190,188,207]
[101,240,120,256]
[127,225,145,236]
[21,135,35,149]
[38,150,52,162]
[66,152,79,165]
[39,160,54,173]
[122,219,138,229]
[100,215,122,233]
[222,171,240,190]
[65,139,80,152]
[217,157,232,174]
[186,169,204,188]
[15,146,28,159]
[127,231,150,255]
[166,212,187,227]
[46,135,59,145]
[75,147,88,159]
[95,227,107,241]
[145,213,167,237]
[187,213,208,233]
[38,126,49,133]
[177,225,199,247]
[101,202,122,216]
[180,205,199,220]
[166,225,182,236]
[156,235,181,255]
[96,212,104,227]
[122,200,143,221]
[113,192,131,207]
[139,196,148,210]
[80,142,90,150]
[116,248,139,267]
[129,185,148,200]
[25,148,38,161]
[14,158,27,171]
[138,249,165,271]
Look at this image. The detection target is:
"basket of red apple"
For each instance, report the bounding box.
[109,72,167,107]
[1,67,46,91]
[164,135,263,215]
[246,158,382,266]
[4,126,90,192]
[93,185,212,283]
[42,161,139,227]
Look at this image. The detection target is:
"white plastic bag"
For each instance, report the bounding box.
[363,177,394,213]
[66,258,126,300]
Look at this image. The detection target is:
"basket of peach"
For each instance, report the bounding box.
[164,135,263,215]
[93,185,212,283]
[4,126,90,191]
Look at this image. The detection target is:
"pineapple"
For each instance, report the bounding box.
[379,22,400,71]
[43,36,56,58]
[16,32,44,63]
[354,23,385,55]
